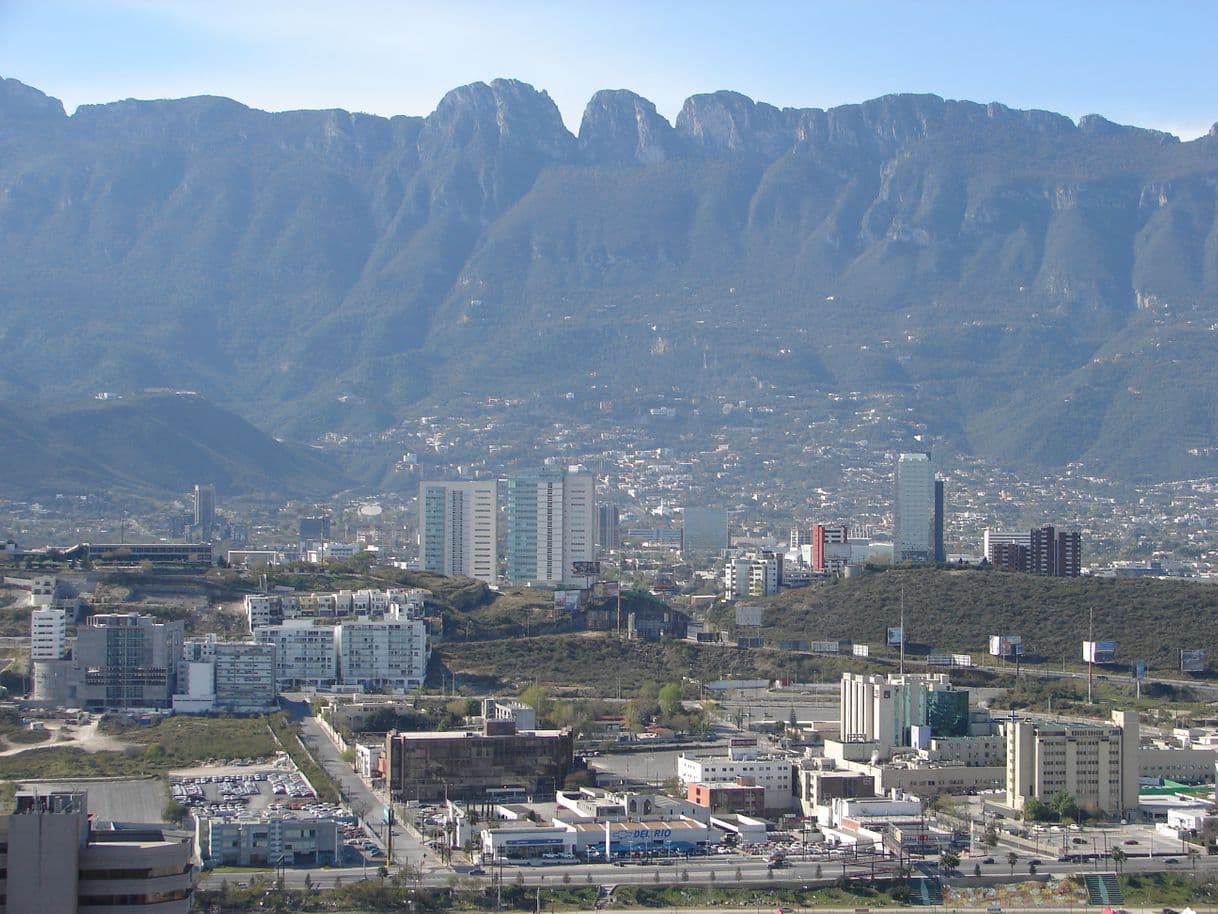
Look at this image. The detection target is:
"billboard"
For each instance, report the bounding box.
[777,639,808,652]
[853,644,870,658]
[736,636,764,649]
[989,635,1024,658]
[810,640,841,654]
[571,560,600,578]
[887,626,904,647]
[735,605,763,627]
[600,581,620,598]
[1180,649,1207,673]
[953,654,973,668]
[1083,640,1117,663]
[554,590,581,613]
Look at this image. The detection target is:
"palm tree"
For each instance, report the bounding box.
[1110,847,1126,874]
[1188,847,1201,870]
[1006,851,1019,875]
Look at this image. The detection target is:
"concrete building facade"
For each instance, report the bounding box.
[1006,710,1140,817]
[419,480,498,585]
[0,790,192,913]
[505,470,596,585]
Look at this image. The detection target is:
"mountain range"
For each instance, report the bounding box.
[2,75,1218,487]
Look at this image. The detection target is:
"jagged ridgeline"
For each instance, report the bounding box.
[2,76,1218,482]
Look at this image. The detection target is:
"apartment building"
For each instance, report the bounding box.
[336,619,428,691]
[723,550,780,600]
[419,480,498,584]
[174,636,277,713]
[505,469,596,585]
[253,621,338,689]
[31,607,67,660]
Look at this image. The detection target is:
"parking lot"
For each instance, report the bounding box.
[170,763,318,819]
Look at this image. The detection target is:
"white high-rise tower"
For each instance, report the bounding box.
[418,481,498,584]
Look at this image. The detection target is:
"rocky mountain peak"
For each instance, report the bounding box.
[0,77,66,123]
[419,78,574,162]
[577,89,679,164]
[675,90,795,158]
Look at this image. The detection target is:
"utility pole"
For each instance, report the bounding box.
[1087,607,1094,704]
[899,583,906,675]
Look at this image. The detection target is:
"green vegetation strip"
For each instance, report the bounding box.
[268,714,341,804]
[195,872,1218,913]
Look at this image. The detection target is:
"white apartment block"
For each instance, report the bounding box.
[723,551,779,600]
[336,619,428,691]
[30,607,67,660]
[561,473,596,581]
[28,575,56,606]
[505,470,597,586]
[245,588,430,632]
[253,621,338,689]
[1006,710,1140,817]
[983,529,1032,557]
[175,635,277,713]
[419,481,498,585]
[677,747,794,810]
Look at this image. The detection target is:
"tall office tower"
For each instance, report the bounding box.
[789,526,812,549]
[505,470,596,585]
[1055,530,1082,578]
[811,524,849,573]
[193,483,216,537]
[597,504,621,552]
[682,507,729,557]
[1029,525,1058,576]
[933,478,946,563]
[418,481,498,584]
[894,453,934,563]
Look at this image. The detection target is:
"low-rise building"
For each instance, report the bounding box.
[676,742,794,810]
[197,815,340,867]
[686,779,766,816]
[386,720,574,802]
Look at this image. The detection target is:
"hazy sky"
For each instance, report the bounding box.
[2,0,1215,140]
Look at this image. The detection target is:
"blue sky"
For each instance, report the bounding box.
[1,0,1214,139]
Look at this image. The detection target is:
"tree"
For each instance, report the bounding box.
[519,684,551,720]
[659,682,684,719]
[1006,852,1019,874]
[973,863,981,877]
[1022,797,1054,822]
[940,850,960,873]
[981,824,999,848]
[378,864,389,887]
[1028,861,1039,875]
[1189,846,1202,870]
[1110,847,1126,874]
[1049,790,1080,824]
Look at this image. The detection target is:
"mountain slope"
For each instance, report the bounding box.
[2,77,1218,481]
[0,394,348,498]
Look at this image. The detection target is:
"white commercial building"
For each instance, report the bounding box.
[30,607,67,660]
[676,744,794,810]
[419,481,498,585]
[839,672,967,753]
[894,452,933,563]
[336,619,428,691]
[174,636,277,713]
